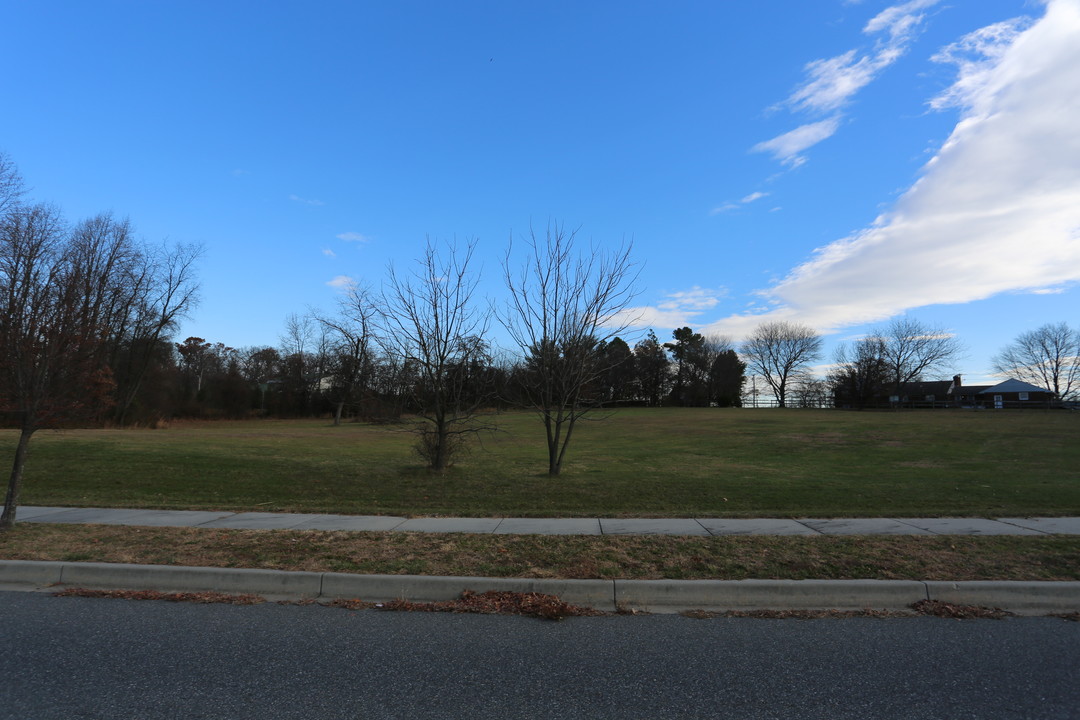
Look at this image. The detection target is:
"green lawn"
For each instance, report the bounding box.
[5,408,1079,518]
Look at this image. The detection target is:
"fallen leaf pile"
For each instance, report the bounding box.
[911,599,1012,619]
[376,590,605,620]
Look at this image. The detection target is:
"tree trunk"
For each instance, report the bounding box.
[333,400,344,427]
[552,417,577,476]
[1,426,35,532]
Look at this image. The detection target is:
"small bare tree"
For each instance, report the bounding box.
[740,321,823,408]
[381,239,491,471]
[993,322,1080,400]
[500,222,638,475]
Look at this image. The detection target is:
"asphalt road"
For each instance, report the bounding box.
[2,591,1077,719]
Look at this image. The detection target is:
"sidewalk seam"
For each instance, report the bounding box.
[892,518,938,534]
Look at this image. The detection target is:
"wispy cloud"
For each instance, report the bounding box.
[290,194,325,206]
[336,231,371,243]
[711,191,773,215]
[322,248,337,258]
[754,0,940,165]
[709,0,1080,338]
[326,275,356,290]
[751,117,842,166]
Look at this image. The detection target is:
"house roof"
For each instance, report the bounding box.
[954,385,991,395]
[896,380,953,397]
[979,378,1052,394]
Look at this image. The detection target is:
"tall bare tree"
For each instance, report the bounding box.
[312,283,380,425]
[0,156,199,529]
[500,222,638,475]
[1,204,117,529]
[829,337,889,409]
[872,317,963,395]
[0,152,24,215]
[39,211,200,424]
[381,239,491,471]
[993,322,1080,400]
[740,321,823,408]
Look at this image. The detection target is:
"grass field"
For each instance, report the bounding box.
[5,408,1078,518]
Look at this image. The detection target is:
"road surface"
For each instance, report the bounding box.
[1,591,1076,719]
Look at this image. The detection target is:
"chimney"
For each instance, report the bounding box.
[953,374,962,387]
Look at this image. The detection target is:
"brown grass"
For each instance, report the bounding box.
[4,523,1078,581]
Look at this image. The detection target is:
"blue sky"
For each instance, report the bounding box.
[3,0,1078,383]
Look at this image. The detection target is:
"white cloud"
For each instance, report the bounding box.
[741,191,770,204]
[322,248,337,258]
[336,231,371,243]
[751,117,842,166]
[326,275,356,290]
[711,0,1080,339]
[615,286,728,330]
[290,194,325,206]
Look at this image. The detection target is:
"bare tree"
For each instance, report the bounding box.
[58,213,201,424]
[1,204,118,529]
[500,222,638,475]
[993,322,1080,400]
[110,239,201,424]
[312,283,380,425]
[278,313,319,415]
[740,321,823,408]
[0,152,25,215]
[829,337,889,409]
[873,317,963,395]
[381,239,491,471]
[0,156,200,528]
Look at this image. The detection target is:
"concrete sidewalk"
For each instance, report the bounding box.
[16,506,1080,536]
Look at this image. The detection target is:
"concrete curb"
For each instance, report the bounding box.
[613,578,930,612]
[2,560,1078,614]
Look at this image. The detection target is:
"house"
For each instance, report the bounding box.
[892,375,1057,409]
[889,380,954,406]
[976,378,1057,408]
[950,375,993,407]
